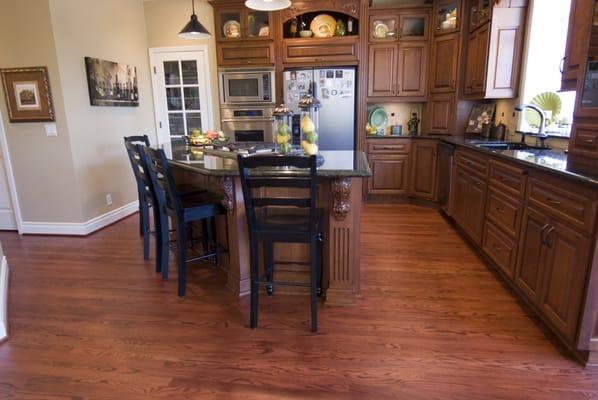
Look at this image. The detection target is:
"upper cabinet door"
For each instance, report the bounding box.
[397,42,428,97]
[368,44,398,97]
[398,13,429,41]
[561,0,594,91]
[370,15,399,41]
[217,9,243,41]
[245,10,272,40]
[430,32,459,93]
[434,0,460,35]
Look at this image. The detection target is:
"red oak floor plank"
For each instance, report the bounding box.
[0,203,597,399]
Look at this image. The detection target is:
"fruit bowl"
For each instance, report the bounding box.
[186,130,229,146]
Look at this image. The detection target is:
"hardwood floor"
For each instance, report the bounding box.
[0,204,597,399]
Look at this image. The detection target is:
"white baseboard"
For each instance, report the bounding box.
[20,201,138,236]
[0,256,8,342]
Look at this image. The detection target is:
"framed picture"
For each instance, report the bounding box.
[84,57,139,107]
[466,103,496,134]
[0,67,55,123]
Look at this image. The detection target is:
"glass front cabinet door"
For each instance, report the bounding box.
[246,10,271,39]
[434,0,459,35]
[399,13,429,40]
[370,15,399,41]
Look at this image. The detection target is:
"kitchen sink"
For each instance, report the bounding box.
[473,142,549,151]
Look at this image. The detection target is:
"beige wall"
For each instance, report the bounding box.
[144,0,221,129]
[49,0,157,221]
[0,0,83,223]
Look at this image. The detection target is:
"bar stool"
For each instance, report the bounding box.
[141,146,226,297]
[237,154,323,332]
[123,135,151,252]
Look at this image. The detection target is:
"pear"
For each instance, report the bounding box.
[300,115,315,134]
[301,140,318,155]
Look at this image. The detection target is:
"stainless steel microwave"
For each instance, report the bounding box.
[219,68,275,105]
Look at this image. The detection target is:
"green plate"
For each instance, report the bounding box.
[368,106,388,130]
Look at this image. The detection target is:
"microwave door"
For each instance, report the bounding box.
[224,73,263,103]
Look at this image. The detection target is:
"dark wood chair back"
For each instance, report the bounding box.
[237,154,318,238]
[140,146,183,216]
[124,135,151,201]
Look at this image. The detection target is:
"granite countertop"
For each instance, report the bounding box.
[162,142,372,178]
[442,136,598,187]
[366,133,447,140]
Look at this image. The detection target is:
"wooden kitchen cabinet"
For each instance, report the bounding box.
[368,44,397,97]
[462,2,527,99]
[429,32,459,93]
[433,0,461,35]
[366,139,411,196]
[427,93,454,134]
[561,0,594,91]
[368,42,428,99]
[451,162,487,245]
[409,140,438,200]
[464,22,490,96]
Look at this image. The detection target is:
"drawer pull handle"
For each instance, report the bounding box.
[582,139,595,144]
[492,243,502,251]
[495,207,505,214]
[546,198,561,206]
[545,226,556,248]
[473,180,482,187]
[540,223,550,245]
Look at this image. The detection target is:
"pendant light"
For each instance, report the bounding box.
[245,0,292,11]
[179,0,211,39]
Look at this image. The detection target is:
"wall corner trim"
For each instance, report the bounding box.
[20,201,138,236]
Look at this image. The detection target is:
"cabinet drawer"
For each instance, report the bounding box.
[488,159,526,196]
[218,42,274,66]
[367,140,411,154]
[569,124,598,158]
[283,37,358,63]
[483,221,517,279]
[455,148,488,175]
[485,188,522,238]
[527,176,598,233]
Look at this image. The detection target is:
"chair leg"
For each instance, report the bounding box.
[159,210,170,279]
[209,217,218,264]
[263,240,274,296]
[176,220,187,297]
[201,219,209,254]
[310,237,319,333]
[250,238,260,329]
[140,200,150,261]
[153,207,162,274]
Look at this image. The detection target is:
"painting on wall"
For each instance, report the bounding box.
[466,103,496,134]
[0,66,55,123]
[84,57,139,107]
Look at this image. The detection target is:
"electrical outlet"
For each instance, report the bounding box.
[105,193,112,206]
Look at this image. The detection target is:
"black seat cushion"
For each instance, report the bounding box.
[180,191,226,221]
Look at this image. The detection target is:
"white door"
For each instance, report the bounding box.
[0,115,16,231]
[149,47,213,145]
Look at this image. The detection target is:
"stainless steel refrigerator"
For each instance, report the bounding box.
[283,67,356,151]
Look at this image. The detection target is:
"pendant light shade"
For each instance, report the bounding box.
[245,0,292,11]
[179,0,211,39]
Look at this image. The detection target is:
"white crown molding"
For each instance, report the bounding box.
[20,201,138,236]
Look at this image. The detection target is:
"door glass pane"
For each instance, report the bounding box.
[401,17,425,38]
[436,1,458,32]
[163,61,180,85]
[220,12,241,39]
[186,113,202,134]
[168,113,185,136]
[247,11,270,38]
[371,18,397,39]
[184,87,201,110]
[166,87,182,110]
[181,60,198,84]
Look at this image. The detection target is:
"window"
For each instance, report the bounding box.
[518,0,574,137]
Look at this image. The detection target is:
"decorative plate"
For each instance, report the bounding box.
[368,106,388,130]
[525,91,562,127]
[310,14,337,38]
[223,20,241,38]
[373,21,390,39]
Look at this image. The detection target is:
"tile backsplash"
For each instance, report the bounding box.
[367,103,424,135]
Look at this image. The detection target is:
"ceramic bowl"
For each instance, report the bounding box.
[299,30,313,38]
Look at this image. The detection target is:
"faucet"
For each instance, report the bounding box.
[515,104,546,144]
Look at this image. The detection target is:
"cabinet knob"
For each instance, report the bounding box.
[495,207,505,214]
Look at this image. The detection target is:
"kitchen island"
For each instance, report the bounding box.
[163,143,371,305]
